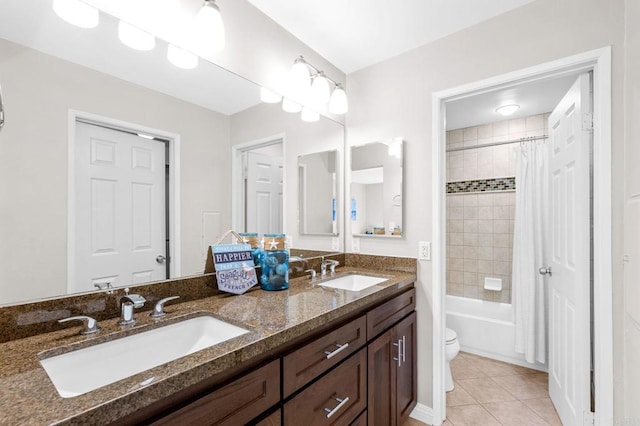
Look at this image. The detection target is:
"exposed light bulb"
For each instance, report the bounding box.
[282,98,302,113]
[301,107,320,122]
[167,44,198,69]
[496,104,520,116]
[289,58,311,99]
[52,0,99,29]
[310,73,331,105]
[329,85,348,114]
[118,21,155,51]
[195,0,225,54]
[260,87,282,104]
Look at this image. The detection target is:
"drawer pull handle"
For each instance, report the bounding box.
[401,335,406,363]
[324,342,349,359]
[324,395,350,418]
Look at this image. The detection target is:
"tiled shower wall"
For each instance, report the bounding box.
[446,114,549,303]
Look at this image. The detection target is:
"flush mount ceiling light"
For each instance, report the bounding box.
[277,56,348,119]
[118,21,155,51]
[495,104,520,116]
[52,0,99,28]
[195,0,225,54]
[167,44,198,69]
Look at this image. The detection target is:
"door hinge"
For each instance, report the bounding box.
[583,410,595,426]
[582,112,594,132]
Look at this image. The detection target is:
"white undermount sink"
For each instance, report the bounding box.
[40,315,249,398]
[318,273,388,291]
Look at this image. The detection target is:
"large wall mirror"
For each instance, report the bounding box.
[298,150,338,236]
[0,1,343,306]
[350,138,403,238]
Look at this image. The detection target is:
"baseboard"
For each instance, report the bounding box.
[410,403,435,425]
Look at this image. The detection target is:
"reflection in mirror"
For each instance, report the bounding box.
[350,138,403,237]
[0,2,343,306]
[298,150,338,235]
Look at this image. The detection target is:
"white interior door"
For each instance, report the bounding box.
[546,73,592,424]
[246,151,283,234]
[72,122,167,293]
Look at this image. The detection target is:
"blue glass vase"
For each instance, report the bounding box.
[260,234,289,291]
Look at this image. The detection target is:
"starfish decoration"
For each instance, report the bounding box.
[268,239,279,249]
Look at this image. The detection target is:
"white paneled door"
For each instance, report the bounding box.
[72,122,167,293]
[246,151,283,235]
[546,73,592,424]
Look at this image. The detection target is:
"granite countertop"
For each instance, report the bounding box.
[0,267,416,425]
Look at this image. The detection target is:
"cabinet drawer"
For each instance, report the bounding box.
[367,288,415,340]
[255,407,282,426]
[284,349,367,425]
[150,359,280,426]
[283,315,366,397]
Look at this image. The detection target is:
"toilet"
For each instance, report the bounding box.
[445,327,460,392]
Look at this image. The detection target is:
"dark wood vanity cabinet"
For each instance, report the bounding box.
[134,287,416,426]
[367,312,417,426]
[148,359,280,426]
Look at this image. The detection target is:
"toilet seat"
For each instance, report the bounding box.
[445,328,457,344]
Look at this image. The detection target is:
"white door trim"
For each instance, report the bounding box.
[67,110,182,292]
[231,133,286,234]
[431,47,612,424]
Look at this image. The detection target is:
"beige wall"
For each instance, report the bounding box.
[623,0,640,422]
[0,39,230,304]
[346,0,626,414]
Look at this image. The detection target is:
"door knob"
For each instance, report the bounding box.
[538,266,552,276]
[156,255,167,264]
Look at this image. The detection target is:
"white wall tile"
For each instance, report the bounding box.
[508,117,526,134]
[463,126,478,141]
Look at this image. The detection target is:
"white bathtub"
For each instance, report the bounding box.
[446,295,547,372]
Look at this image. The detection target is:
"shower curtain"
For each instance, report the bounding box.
[512,141,547,364]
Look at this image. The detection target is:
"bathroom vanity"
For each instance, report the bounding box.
[0,259,416,425]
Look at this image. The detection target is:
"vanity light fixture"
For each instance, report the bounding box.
[281,56,349,116]
[282,98,302,113]
[167,44,198,69]
[329,84,348,114]
[301,107,320,122]
[496,104,520,116]
[260,87,282,104]
[52,0,99,29]
[195,0,225,53]
[118,21,155,51]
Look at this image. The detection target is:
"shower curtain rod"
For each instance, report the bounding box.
[445,135,548,153]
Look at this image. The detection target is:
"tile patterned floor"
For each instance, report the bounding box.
[403,352,562,426]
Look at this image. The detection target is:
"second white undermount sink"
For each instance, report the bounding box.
[40,315,248,398]
[318,273,388,291]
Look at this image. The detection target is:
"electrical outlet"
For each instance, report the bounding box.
[352,238,360,253]
[418,241,431,260]
[331,237,340,251]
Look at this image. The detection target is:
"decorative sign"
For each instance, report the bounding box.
[211,243,258,295]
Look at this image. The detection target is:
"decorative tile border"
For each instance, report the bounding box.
[446,177,515,194]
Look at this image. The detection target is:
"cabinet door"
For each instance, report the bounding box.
[367,328,396,426]
[284,349,367,425]
[395,312,417,426]
[150,359,280,426]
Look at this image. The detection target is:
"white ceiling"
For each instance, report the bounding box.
[247,0,535,74]
[446,74,579,130]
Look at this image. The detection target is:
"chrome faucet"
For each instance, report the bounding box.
[320,259,340,277]
[58,315,100,335]
[150,296,180,318]
[304,269,317,281]
[119,290,146,326]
